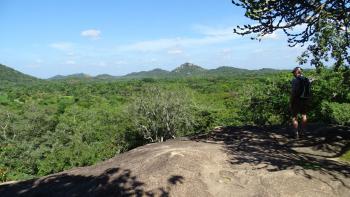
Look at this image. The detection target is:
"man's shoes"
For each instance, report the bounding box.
[293,128,299,139]
[299,127,306,138]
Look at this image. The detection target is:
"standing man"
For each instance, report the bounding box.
[290,67,311,139]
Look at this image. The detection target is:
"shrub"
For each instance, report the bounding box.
[0,167,8,182]
[128,86,197,142]
[240,76,291,125]
[321,102,350,125]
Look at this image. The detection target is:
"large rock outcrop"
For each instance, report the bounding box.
[1,125,350,196]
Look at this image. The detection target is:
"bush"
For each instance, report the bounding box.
[128,86,198,142]
[321,102,350,125]
[240,70,350,126]
[340,150,350,162]
[240,76,291,126]
[0,167,8,182]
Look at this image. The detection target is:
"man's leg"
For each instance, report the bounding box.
[291,101,299,138]
[301,114,307,135]
[292,115,299,138]
[292,116,299,129]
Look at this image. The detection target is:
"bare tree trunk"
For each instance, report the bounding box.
[1,112,10,140]
[142,125,154,142]
[1,124,8,140]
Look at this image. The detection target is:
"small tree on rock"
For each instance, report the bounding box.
[129,86,196,143]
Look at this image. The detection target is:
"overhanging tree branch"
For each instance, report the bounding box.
[232,0,350,70]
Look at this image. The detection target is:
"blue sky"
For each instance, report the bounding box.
[0,0,309,78]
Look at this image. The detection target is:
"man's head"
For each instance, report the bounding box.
[292,67,302,77]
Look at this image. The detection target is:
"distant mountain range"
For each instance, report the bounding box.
[124,68,169,79]
[49,73,93,80]
[48,63,283,80]
[0,62,284,83]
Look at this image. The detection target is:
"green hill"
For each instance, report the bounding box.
[171,63,206,76]
[0,64,38,84]
[49,73,93,80]
[123,68,169,79]
[95,74,119,80]
[255,68,283,74]
[48,75,66,80]
[207,66,250,76]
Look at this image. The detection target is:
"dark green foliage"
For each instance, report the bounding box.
[239,75,290,125]
[321,102,350,125]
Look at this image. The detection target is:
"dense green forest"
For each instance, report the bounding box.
[0,63,349,182]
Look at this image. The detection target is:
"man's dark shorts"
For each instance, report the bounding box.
[291,99,309,117]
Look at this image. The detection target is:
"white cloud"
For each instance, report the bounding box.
[167,49,183,54]
[260,32,279,40]
[50,42,74,51]
[98,61,107,67]
[119,38,176,52]
[292,23,308,32]
[36,59,43,63]
[65,60,76,65]
[115,24,237,53]
[221,48,232,54]
[115,60,127,65]
[67,52,75,56]
[26,64,40,68]
[193,25,234,37]
[81,29,101,40]
[118,35,235,52]
[258,23,307,40]
[219,48,233,60]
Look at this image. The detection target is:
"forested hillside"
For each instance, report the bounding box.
[0,64,38,84]
[47,63,284,80]
[0,64,349,183]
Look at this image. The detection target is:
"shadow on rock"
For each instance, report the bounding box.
[192,124,350,187]
[0,167,184,197]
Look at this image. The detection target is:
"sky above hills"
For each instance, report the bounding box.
[0,0,310,78]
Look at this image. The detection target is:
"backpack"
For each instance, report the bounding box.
[298,76,312,99]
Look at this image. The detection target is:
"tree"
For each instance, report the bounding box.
[0,108,13,141]
[232,0,350,71]
[128,86,197,143]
